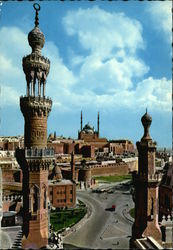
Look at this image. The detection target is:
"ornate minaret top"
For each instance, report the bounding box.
[28,3,45,55]
[137,110,156,175]
[22,3,50,98]
[141,108,152,141]
[34,3,40,27]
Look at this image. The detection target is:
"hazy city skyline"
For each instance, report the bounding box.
[0,1,171,148]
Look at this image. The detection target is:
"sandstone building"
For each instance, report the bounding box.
[48,154,76,208]
[159,163,173,220]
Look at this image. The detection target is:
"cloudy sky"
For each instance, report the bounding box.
[0,1,171,148]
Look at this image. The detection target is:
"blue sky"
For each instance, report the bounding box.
[0,1,171,148]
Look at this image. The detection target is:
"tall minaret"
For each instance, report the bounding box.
[97,112,100,137]
[16,4,54,249]
[81,110,83,131]
[130,110,162,247]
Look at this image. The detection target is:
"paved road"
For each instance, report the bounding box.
[64,184,134,249]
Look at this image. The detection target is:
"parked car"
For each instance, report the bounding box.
[112,205,116,211]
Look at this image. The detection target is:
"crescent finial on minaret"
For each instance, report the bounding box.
[33,3,41,27]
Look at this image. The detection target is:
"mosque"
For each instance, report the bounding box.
[1,3,172,250]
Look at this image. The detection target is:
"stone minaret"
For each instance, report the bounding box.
[16,4,54,249]
[81,110,83,131]
[97,112,100,137]
[130,110,162,247]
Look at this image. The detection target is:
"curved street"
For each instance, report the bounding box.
[63,183,134,249]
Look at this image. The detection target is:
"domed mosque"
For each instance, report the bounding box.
[82,123,94,134]
[78,111,108,150]
[78,111,100,139]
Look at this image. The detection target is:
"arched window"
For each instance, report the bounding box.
[42,185,47,209]
[33,186,38,212]
[151,198,154,219]
[30,185,40,213]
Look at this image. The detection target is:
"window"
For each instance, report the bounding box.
[30,185,39,213]
[43,186,46,209]
[165,195,170,209]
[150,198,154,219]
[70,190,73,194]
[50,191,53,195]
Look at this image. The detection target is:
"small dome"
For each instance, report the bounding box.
[83,123,94,134]
[54,165,61,175]
[141,109,152,140]
[141,110,152,127]
[28,27,45,54]
[53,165,62,180]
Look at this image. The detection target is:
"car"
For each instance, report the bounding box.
[112,205,116,211]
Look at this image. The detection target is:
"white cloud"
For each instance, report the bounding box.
[62,6,149,97]
[0,27,77,107]
[0,26,30,61]
[43,41,77,89]
[0,6,171,115]
[63,6,144,57]
[0,26,30,106]
[135,77,171,111]
[146,1,172,42]
[0,85,19,106]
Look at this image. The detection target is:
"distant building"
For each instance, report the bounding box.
[0,137,24,151]
[78,111,108,151]
[109,139,135,155]
[0,152,22,212]
[48,180,76,209]
[61,159,129,189]
[47,111,135,158]
[159,163,173,220]
[48,155,76,208]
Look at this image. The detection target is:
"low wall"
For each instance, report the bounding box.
[91,163,129,177]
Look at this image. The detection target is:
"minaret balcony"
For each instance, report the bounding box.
[20,96,52,117]
[133,172,162,183]
[23,54,50,75]
[20,95,52,104]
[25,148,54,158]
[148,173,162,182]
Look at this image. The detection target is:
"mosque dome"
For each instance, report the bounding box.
[53,165,62,181]
[27,3,45,55]
[141,110,152,128]
[28,27,45,54]
[82,123,94,134]
[141,109,152,140]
